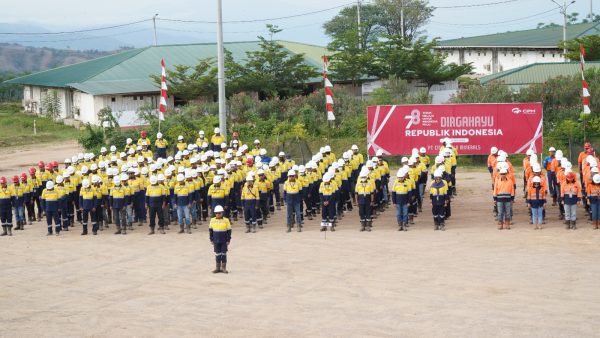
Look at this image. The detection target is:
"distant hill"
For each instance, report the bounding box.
[0,43,128,74]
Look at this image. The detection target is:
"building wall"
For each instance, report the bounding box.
[440,48,563,75]
[22,85,71,118]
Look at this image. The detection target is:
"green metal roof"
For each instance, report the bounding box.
[6,40,327,95]
[480,61,600,85]
[438,22,600,48]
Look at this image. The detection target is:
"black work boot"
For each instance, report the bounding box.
[572,220,577,230]
[178,224,185,234]
[252,224,256,233]
[221,262,228,274]
[114,226,122,235]
[212,261,221,273]
[245,225,251,233]
[398,221,403,231]
[286,225,291,233]
[7,226,12,236]
[0,226,7,236]
[367,221,373,232]
[159,227,165,234]
[186,224,192,234]
[81,225,88,235]
[148,227,155,235]
[360,221,366,232]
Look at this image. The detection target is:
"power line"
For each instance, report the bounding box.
[157,2,355,24]
[0,18,152,35]
[0,28,151,44]
[430,7,560,26]
[362,0,521,9]
[157,20,328,35]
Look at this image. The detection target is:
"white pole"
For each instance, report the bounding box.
[400,0,405,39]
[216,0,227,139]
[153,14,159,46]
[357,0,361,49]
[33,119,37,135]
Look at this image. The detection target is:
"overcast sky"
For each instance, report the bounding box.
[1,0,597,47]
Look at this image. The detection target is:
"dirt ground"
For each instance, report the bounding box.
[0,140,83,178]
[1,144,600,337]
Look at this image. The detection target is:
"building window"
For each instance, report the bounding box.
[483,52,487,56]
[111,97,116,102]
[542,53,545,57]
[468,52,471,56]
[503,52,507,56]
[139,96,144,100]
[512,53,516,57]
[133,96,137,101]
[552,53,555,57]
[477,52,481,56]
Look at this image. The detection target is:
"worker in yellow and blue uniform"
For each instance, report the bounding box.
[155,132,168,159]
[355,169,375,232]
[392,168,411,231]
[208,175,227,217]
[19,173,32,228]
[79,178,96,236]
[10,175,26,232]
[54,175,70,232]
[241,174,259,233]
[319,173,337,232]
[174,173,192,234]
[210,127,225,152]
[0,177,15,236]
[110,176,129,235]
[146,175,166,235]
[209,205,231,274]
[430,169,449,231]
[283,170,303,232]
[256,169,272,227]
[41,180,62,236]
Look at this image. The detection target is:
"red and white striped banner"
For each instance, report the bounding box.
[323,55,335,121]
[159,58,167,121]
[581,45,591,115]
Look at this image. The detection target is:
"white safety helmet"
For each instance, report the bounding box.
[81,179,90,188]
[532,176,541,184]
[214,127,220,134]
[214,205,224,213]
[594,174,600,184]
[149,175,158,185]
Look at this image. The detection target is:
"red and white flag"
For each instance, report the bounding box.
[323,55,335,121]
[159,58,167,121]
[580,45,591,114]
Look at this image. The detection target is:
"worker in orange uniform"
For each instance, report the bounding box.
[493,168,515,230]
[561,172,581,230]
[487,147,498,176]
[526,176,546,230]
[578,143,592,183]
[586,174,600,229]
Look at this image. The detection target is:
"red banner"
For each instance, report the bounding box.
[367,103,543,155]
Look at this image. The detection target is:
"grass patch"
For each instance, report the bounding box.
[0,102,80,147]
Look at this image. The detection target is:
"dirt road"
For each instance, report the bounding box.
[1,157,599,336]
[0,140,82,178]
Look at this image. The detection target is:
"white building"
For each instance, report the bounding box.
[7,40,327,127]
[436,22,600,76]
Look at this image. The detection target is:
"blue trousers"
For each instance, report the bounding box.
[591,202,600,221]
[531,206,543,225]
[45,209,61,233]
[177,205,191,226]
[243,200,257,225]
[286,200,302,226]
[396,203,409,224]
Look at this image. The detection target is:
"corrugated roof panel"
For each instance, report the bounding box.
[5,48,147,87]
[439,22,600,47]
[6,40,325,95]
[480,62,600,85]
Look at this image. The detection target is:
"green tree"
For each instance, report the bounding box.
[323,3,386,49]
[227,25,319,99]
[410,38,473,91]
[561,35,600,61]
[370,34,416,79]
[375,0,434,41]
[150,58,218,101]
[328,27,375,86]
[41,90,62,119]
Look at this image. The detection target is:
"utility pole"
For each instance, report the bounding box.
[357,0,361,49]
[400,0,405,40]
[552,0,576,61]
[216,0,227,139]
[153,14,159,46]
